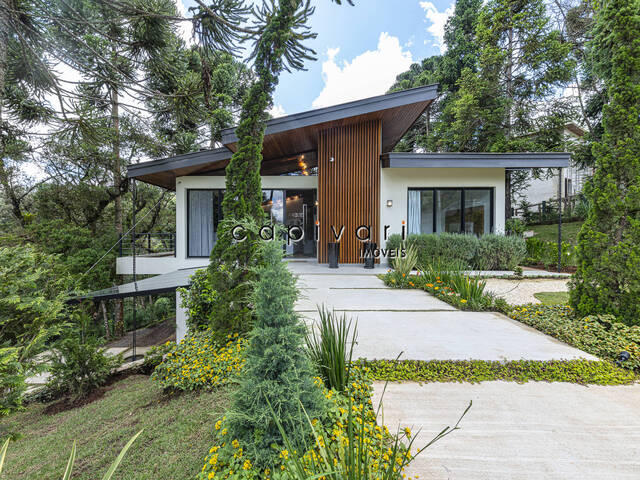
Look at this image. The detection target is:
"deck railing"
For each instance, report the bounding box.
[118,232,176,257]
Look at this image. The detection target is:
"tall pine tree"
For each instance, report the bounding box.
[570,0,640,325]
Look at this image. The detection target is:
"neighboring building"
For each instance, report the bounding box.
[518,123,591,208]
[81,85,569,340]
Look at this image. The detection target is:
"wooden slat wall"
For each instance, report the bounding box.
[318,120,381,263]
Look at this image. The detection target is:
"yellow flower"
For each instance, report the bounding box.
[404,427,412,438]
[460,299,467,304]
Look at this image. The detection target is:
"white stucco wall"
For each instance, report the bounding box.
[379,168,506,248]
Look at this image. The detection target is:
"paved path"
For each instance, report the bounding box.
[484,278,569,305]
[372,381,640,480]
[290,264,595,361]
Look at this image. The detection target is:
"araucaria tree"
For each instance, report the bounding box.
[205,0,350,336]
[225,239,324,468]
[570,0,640,325]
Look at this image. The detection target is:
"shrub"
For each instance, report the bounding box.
[506,218,526,236]
[151,329,245,391]
[387,233,478,269]
[475,234,526,270]
[223,239,325,469]
[305,305,356,393]
[391,242,418,276]
[178,269,217,332]
[525,237,577,269]
[0,346,26,417]
[509,305,640,371]
[46,334,120,400]
[142,340,175,372]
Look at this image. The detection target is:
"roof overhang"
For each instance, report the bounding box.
[381,152,571,169]
[128,85,438,189]
[67,267,201,303]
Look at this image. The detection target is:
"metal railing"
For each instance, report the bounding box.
[118,232,175,257]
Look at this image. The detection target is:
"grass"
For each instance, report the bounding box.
[0,375,231,479]
[534,291,570,305]
[528,221,583,244]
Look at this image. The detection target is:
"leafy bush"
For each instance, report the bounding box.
[124,296,173,331]
[305,305,356,393]
[510,305,640,371]
[474,234,526,270]
[142,341,175,372]
[223,239,325,469]
[151,329,245,391]
[505,218,526,236]
[0,346,26,417]
[178,269,217,331]
[46,335,120,400]
[525,237,576,269]
[361,359,636,385]
[386,233,479,269]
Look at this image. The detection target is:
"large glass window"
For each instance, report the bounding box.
[408,188,493,235]
[187,189,224,257]
[261,190,284,223]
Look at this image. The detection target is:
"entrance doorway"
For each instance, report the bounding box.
[285,189,317,258]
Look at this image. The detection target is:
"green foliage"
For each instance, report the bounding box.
[305,305,356,393]
[525,237,577,269]
[46,334,120,400]
[474,233,527,270]
[142,341,174,372]
[387,232,525,270]
[151,330,245,391]
[0,346,26,417]
[0,246,69,373]
[124,296,173,331]
[224,240,325,469]
[570,0,640,326]
[510,304,640,370]
[178,269,217,332]
[505,218,526,236]
[361,358,636,385]
[391,242,418,276]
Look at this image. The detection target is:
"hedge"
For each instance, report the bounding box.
[387,232,526,270]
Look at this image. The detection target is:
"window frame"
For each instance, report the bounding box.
[407,187,494,235]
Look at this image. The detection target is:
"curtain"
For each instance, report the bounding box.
[188,190,214,257]
[408,190,421,234]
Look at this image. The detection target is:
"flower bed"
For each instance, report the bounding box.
[151,329,246,391]
[361,359,636,385]
[509,305,640,371]
[198,366,416,480]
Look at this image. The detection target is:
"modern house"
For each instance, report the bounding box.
[85,84,570,340]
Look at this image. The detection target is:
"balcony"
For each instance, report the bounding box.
[117,233,185,275]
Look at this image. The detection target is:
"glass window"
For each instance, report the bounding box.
[436,190,462,233]
[261,190,284,224]
[464,189,492,235]
[408,188,493,236]
[188,190,223,257]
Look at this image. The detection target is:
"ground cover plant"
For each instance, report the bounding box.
[361,359,636,385]
[152,330,246,391]
[509,305,640,371]
[0,375,231,479]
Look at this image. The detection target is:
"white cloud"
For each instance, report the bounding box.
[269,104,286,118]
[312,33,413,109]
[419,1,455,53]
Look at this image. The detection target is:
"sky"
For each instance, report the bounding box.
[180,0,456,117]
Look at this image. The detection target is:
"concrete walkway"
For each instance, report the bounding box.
[373,381,640,480]
[291,263,595,361]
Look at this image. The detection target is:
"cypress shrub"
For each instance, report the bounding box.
[224,239,325,468]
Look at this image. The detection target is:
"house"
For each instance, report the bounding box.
[517,122,591,210]
[81,85,570,341]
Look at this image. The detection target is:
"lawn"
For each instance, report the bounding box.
[534,291,570,305]
[0,375,230,479]
[528,221,583,244]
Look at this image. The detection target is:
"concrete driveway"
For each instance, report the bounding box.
[373,381,640,480]
[291,263,596,361]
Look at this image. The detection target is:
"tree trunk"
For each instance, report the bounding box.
[101,300,110,340]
